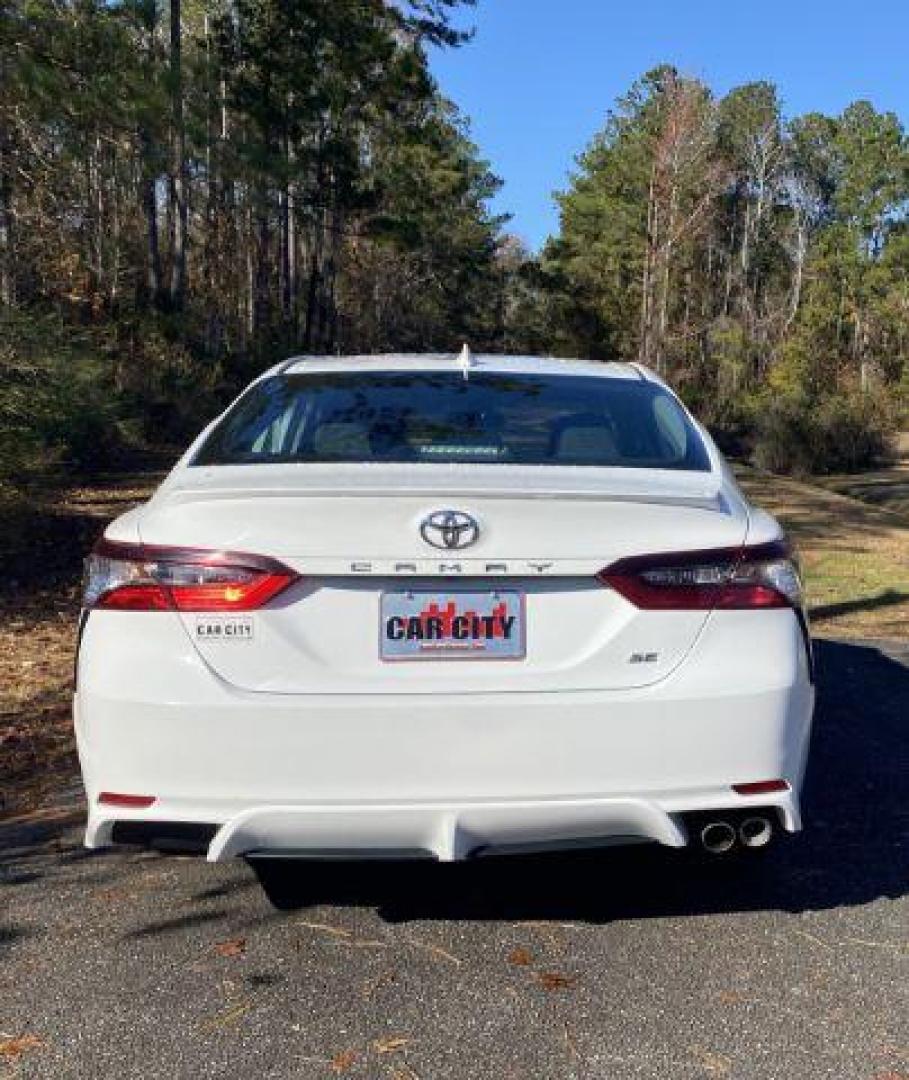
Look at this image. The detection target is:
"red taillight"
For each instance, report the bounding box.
[597,541,802,611]
[84,540,298,612]
[733,780,790,795]
[96,584,172,611]
[98,792,157,808]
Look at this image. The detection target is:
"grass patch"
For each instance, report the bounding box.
[738,468,909,639]
[812,463,909,521]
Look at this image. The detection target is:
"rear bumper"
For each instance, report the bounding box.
[90,790,801,862]
[75,609,814,860]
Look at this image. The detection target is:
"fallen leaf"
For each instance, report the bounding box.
[200,1001,252,1031]
[296,920,385,949]
[405,935,461,966]
[330,1049,358,1073]
[791,929,832,951]
[507,947,533,967]
[535,971,575,991]
[94,887,129,903]
[0,1034,43,1060]
[374,1036,409,1055]
[214,938,246,958]
[298,920,354,939]
[688,1044,732,1076]
[564,1022,580,1061]
[844,936,909,954]
[361,970,397,999]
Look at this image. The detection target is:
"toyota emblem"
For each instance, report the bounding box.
[419,510,480,550]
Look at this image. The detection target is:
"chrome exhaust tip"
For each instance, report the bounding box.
[739,815,773,849]
[699,821,737,854]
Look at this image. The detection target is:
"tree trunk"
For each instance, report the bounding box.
[322,199,342,352]
[287,177,297,329]
[140,132,162,306]
[786,219,807,329]
[245,206,255,343]
[638,163,657,365]
[203,13,215,307]
[656,197,677,377]
[93,133,105,307]
[280,184,291,323]
[304,135,329,351]
[168,0,187,310]
[303,241,322,352]
[110,142,120,311]
[254,201,270,338]
[722,216,735,318]
[84,140,97,308]
[0,125,14,306]
[281,126,296,330]
[138,0,163,308]
[739,198,752,291]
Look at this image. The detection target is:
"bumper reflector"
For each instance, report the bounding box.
[98,792,157,808]
[733,780,789,796]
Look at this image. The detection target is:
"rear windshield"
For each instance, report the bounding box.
[192,370,711,471]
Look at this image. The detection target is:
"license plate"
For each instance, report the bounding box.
[380,591,525,661]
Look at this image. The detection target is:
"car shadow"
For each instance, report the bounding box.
[809,589,909,621]
[251,638,909,922]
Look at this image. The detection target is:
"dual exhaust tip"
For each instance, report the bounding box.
[699,815,773,854]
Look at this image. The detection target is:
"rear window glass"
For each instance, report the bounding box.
[192,371,711,471]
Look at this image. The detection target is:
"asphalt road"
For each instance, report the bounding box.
[2,638,907,1080]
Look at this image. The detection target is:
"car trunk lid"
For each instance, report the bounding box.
[138,464,747,694]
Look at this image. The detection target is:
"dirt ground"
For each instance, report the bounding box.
[1,474,164,817]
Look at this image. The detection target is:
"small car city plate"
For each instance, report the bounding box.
[380,590,526,661]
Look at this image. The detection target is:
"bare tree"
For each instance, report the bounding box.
[639,75,722,373]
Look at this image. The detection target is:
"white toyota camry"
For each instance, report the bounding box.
[75,352,814,869]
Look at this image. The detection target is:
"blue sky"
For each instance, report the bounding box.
[429,0,909,252]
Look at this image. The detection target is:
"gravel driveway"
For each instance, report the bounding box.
[1,638,906,1079]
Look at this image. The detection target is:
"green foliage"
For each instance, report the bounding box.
[752,389,895,475]
[3,8,907,485]
[342,97,505,351]
[0,309,238,482]
[0,313,132,480]
[0,0,504,487]
[546,67,909,472]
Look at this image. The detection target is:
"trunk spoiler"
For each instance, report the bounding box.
[157,464,728,512]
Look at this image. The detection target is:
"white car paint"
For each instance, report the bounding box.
[74,354,814,862]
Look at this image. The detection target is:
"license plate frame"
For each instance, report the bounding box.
[379,590,526,662]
